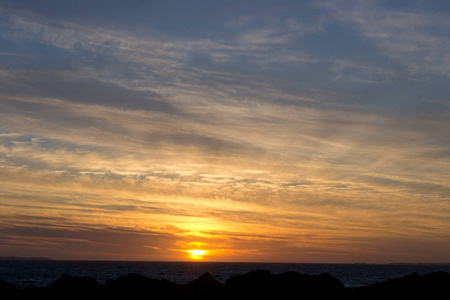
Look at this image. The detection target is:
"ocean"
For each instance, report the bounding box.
[1,260,449,289]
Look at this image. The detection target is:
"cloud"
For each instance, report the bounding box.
[0,222,182,260]
[0,1,449,262]
[319,0,450,77]
[0,70,177,113]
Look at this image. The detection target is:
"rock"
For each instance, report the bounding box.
[105,272,176,299]
[226,270,348,299]
[50,274,99,291]
[176,272,224,300]
[0,277,16,298]
[226,269,272,289]
[0,278,16,291]
[3,269,450,300]
[353,271,450,299]
[186,272,222,287]
[49,274,100,300]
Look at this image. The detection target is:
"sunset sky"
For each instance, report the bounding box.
[0,0,449,263]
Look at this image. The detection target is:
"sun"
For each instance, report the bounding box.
[188,249,207,260]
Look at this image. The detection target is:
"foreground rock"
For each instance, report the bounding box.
[0,278,16,297]
[226,269,348,299]
[352,271,450,299]
[105,272,176,299]
[1,270,449,299]
[176,272,224,299]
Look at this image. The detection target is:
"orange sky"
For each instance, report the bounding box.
[0,0,449,263]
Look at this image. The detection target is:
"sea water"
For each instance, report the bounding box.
[1,260,449,288]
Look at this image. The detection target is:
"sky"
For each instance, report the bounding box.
[0,0,449,263]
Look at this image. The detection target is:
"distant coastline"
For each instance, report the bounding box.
[0,256,52,261]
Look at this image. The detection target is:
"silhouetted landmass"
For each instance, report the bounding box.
[352,271,450,299]
[0,256,52,261]
[225,270,347,299]
[105,272,176,299]
[1,270,449,299]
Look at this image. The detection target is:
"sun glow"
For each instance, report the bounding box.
[188,249,207,260]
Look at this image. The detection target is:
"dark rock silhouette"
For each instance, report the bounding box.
[226,269,348,299]
[186,272,221,287]
[49,274,100,300]
[175,272,225,299]
[0,277,17,298]
[1,270,450,300]
[105,272,176,299]
[0,278,15,291]
[353,271,450,299]
[50,274,99,290]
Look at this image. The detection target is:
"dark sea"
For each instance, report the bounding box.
[1,260,450,289]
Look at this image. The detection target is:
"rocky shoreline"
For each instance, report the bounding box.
[1,269,449,299]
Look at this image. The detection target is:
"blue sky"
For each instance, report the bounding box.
[0,0,449,262]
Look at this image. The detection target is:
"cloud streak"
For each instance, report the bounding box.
[319,0,450,77]
[0,0,449,263]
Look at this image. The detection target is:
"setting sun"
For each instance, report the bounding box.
[1,0,450,266]
[188,250,207,260]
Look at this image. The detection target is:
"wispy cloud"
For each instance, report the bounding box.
[0,1,449,262]
[319,0,450,77]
